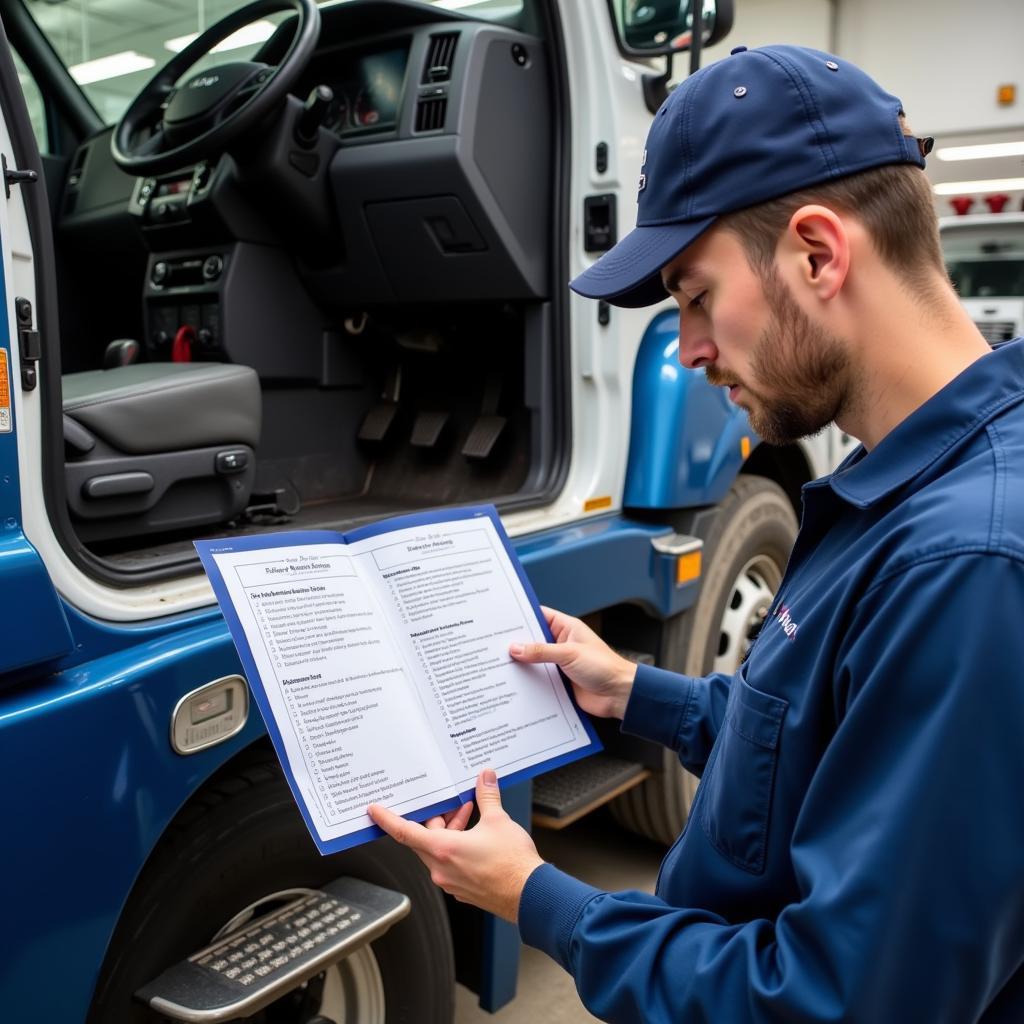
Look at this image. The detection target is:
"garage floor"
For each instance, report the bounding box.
[454,810,666,1023]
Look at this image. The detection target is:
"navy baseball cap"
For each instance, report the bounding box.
[571,45,929,308]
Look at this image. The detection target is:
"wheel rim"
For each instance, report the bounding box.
[713,555,782,672]
[211,889,387,1024]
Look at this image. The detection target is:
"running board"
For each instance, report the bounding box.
[135,878,410,1022]
[532,753,651,830]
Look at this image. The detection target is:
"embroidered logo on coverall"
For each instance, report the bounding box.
[774,603,799,639]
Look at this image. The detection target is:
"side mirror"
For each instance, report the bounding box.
[610,0,734,57]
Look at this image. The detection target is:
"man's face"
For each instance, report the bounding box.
[661,226,851,446]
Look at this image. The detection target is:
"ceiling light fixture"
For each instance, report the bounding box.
[935,141,1024,162]
[164,20,276,54]
[69,51,155,85]
[934,177,1024,195]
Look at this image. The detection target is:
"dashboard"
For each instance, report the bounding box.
[318,44,410,138]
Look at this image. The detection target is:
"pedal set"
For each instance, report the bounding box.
[135,877,409,1022]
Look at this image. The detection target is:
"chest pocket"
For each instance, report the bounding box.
[699,675,788,875]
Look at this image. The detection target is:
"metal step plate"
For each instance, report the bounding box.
[532,753,650,829]
[135,877,409,1022]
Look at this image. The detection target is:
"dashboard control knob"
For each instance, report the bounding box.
[202,255,223,281]
[151,261,169,285]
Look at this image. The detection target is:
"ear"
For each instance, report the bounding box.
[779,205,850,302]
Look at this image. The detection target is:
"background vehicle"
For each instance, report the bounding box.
[942,211,1024,344]
[0,0,861,1019]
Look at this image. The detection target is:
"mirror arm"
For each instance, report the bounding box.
[641,0,705,115]
[689,0,703,75]
[642,52,674,115]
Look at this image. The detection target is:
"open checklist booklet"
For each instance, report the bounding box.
[196,505,601,854]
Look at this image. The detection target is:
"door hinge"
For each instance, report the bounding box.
[15,297,39,391]
[2,153,38,199]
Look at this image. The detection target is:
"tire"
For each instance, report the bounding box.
[610,475,798,845]
[88,751,454,1024]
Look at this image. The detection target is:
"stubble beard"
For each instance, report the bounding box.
[707,270,852,446]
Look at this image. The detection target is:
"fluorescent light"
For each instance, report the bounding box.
[69,51,155,85]
[936,141,1024,162]
[164,20,276,54]
[934,177,1024,195]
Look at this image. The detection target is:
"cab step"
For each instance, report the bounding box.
[532,753,651,830]
[135,877,409,1022]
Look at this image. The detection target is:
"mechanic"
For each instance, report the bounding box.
[370,44,1024,1021]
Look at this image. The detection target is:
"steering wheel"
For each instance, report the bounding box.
[111,0,320,176]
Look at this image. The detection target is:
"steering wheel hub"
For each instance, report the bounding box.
[111,0,319,175]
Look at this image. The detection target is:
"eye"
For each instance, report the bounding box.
[688,291,707,311]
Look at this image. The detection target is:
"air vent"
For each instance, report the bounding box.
[415,96,447,133]
[422,32,458,83]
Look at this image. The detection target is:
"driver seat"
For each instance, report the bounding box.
[62,362,261,543]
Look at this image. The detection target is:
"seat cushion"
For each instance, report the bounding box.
[62,363,261,455]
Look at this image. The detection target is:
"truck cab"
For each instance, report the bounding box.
[0,0,848,1019]
[941,211,1024,344]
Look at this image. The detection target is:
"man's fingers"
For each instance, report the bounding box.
[509,640,575,664]
[475,768,504,818]
[368,803,432,852]
[446,801,474,831]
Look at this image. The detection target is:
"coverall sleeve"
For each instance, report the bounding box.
[519,553,1024,1023]
[620,662,733,776]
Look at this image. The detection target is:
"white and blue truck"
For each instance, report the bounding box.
[0,0,853,1019]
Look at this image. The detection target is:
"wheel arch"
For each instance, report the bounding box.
[740,441,814,517]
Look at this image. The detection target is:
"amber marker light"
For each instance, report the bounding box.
[740,436,752,459]
[584,495,612,512]
[677,550,702,585]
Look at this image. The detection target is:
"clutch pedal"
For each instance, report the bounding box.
[135,877,409,1022]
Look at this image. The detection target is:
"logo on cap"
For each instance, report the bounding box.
[637,149,647,199]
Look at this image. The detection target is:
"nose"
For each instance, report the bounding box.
[676,312,718,370]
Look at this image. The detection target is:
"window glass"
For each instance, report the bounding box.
[24,0,522,127]
[11,46,48,154]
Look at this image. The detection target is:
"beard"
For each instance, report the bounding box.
[705,269,851,446]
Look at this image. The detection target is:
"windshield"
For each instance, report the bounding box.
[25,0,521,125]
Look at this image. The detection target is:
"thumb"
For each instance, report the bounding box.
[475,768,503,818]
[510,641,575,665]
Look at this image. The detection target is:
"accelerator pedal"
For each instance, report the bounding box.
[410,409,450,448]
[532,753,650,830]
[462,372,506,459]
[135,878,409,1022]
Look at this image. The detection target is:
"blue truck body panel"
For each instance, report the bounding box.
[0,510,704,1020]
[624,310,755,510]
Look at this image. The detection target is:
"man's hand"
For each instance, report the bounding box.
[368,769,544,923]
[509,606,637,720]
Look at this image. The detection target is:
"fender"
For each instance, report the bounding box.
[624,310,756,509]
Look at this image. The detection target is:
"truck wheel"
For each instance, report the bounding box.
[88,753,454,1024]
[610,475,798,845]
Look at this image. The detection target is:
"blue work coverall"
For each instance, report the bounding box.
[519,339,1024,1022]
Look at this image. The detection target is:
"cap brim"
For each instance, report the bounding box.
[569,216,717,308]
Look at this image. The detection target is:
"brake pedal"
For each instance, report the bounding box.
[135,878,409,1022]
[410,409,449,448]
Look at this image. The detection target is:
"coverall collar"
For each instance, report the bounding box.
[805,338,1024,510]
